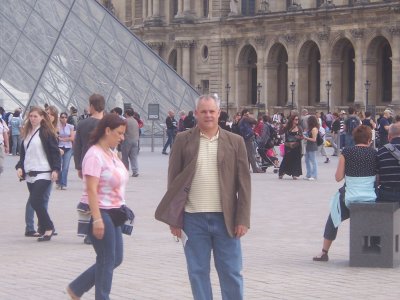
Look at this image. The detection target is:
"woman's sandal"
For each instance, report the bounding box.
[313,249,329,262]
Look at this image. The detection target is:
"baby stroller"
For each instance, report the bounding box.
[258,145,280,173]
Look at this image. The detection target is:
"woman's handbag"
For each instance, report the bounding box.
[105,205,135,229]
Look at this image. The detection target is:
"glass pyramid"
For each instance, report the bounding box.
[0,0,198,132]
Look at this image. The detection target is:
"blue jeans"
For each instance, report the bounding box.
[69,211,123,300]
[58,148,73,187]
[25,181,51,233]
[305,150,318,178]
[162,128,176,152]
[11,134,20,155]
[183,212,243,300]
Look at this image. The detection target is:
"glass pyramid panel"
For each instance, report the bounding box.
[0,0,198,133]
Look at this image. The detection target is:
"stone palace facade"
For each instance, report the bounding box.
[105,0,400,114]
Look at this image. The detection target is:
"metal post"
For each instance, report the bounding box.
[289,82,295,110]
[365,80,371,111]
[225,83,231,113]
[326,81,332,113]
[151,120,155,152]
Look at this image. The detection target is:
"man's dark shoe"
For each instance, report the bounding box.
[162,151,168,155]
[132,173,139,177]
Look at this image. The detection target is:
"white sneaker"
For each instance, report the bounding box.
[307,177,315,181]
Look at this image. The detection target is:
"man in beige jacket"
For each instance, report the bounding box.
[155,94,251,300]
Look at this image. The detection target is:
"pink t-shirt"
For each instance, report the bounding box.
[80,145,129,209]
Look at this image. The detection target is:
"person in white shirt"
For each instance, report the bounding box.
[16,107,61,241]
[0,117,10,174]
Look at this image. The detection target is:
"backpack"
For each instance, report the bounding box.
[346,116,359,134]
[239,121,254,140]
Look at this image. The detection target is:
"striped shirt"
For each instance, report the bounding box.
[185,131,222,213]
[377,137,400,188]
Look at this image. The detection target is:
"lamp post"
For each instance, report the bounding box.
[289,81,296,110]
[257,82,262,114]
[365,80,371,111]
[225,83,231,113]
[326,80,332,113]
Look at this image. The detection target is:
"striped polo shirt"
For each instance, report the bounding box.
[185,131,222,213]
[377,137,400,189]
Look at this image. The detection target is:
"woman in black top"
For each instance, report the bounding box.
[313,125,377,261]
[278,115,303,179]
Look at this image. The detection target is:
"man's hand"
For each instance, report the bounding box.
[170,226,182,239]
[234,225,248,239]
[77,170,83,179]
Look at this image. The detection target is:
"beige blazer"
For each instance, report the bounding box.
[155,126,251,237]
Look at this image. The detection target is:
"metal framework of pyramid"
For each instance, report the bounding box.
[0,0,198,132]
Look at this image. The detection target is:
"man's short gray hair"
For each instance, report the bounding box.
[195,94,221,109]
[389,123,400,138]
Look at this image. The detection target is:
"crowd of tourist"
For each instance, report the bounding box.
[2,95,400,299]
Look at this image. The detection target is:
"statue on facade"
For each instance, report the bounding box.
[229,0,239,16]
[259,0,270,14]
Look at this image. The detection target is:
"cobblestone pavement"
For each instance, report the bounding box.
[1,147,399,300]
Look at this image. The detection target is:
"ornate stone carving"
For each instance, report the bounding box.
[258,0,270,14]
[284,33,297,44]
[288,3,302,12]
[146,41,165,50]
[319,0,335,9]
[255,36,267,46]
[229,0,239,16]
[318,31,329,41]
[175,40,196,48]
[221,39,237,47]
[350,29,364,39]
[387,26,400,36]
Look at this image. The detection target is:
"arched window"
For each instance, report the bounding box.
[242,0,256,16]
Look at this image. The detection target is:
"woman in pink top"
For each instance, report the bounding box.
[67,114,128,300]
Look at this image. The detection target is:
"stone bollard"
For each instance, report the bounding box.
[349,202,400,268]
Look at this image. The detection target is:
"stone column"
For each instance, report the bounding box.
[227,40,237,108]
[153,0,159,16]
[389,26,400,106]
[351,29,365,106]
[176,0,184,17]
[285,33,298,109]
[318,29,330,111]
[142,0,148,20]
[176,40,195,82]
[221,40,229,108]
[255,37,267,110]
[147,0,152,17]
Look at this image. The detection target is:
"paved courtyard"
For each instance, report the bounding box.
[0,146,399,300]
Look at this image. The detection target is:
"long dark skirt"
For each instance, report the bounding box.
[279,145,302,177]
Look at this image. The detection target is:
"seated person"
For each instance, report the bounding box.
[313,125,377,262]
[376,123,400,203]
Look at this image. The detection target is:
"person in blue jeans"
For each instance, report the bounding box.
[156,95,251,300]
[161,110,177,154]
[9,109,22,155]
[67,114,129,300]
[303,115,319,180]
[57,112,75,190]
